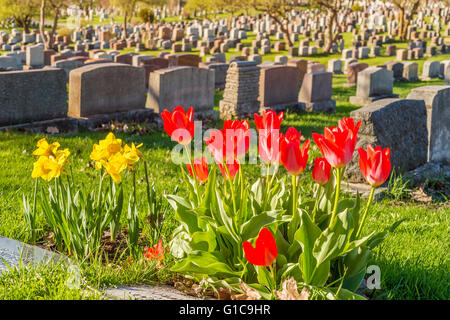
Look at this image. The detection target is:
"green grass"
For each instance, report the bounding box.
[0,17,449,300]
[0,261,99,300]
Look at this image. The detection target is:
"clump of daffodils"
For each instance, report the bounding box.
[90,132,143,182]
[31,138,70,181]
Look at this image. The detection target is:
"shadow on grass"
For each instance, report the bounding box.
[369,253,449,300]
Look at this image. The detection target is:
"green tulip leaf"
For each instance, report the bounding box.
[257,266,275,290]
[294,210,321,284]
[171,250,240,278]
[191,230,217,252]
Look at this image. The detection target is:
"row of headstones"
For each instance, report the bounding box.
[0,56,448,182]
[0,52,331,123]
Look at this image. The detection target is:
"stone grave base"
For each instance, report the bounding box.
[259,102,300,112]
[298,99,336,113]
[340,181,386,200]
[403,162,450,187]
[349,94,399,106]
[0,109,158,132]
[219,101,259,120]
[343,82,356,87]
[22,64,45,70]
[420,76,439,81]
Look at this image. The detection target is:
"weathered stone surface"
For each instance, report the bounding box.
[0,56,20,70]
[26,44,44,66]
[445,64,450,85]
[147,66,214,113]
[407,85,450,164]
[345,99,428,183]
[258,65,300,110]
[167,53,202,67]
[114,53,135,65]
[0,236,68,275]
[104,285,201,300]
[404,162,450,187]
[0,69,67,126]
[199,62,229,89]
[421,60,440,79]
[384,61,404,81]
[69,63,146,117]
[52,59,84,81]
[140,57,169,87]
[403,62,419,81]
[287,59,308,83]
[219,61,260,119]
[346,62,369,85]
[350,67,398,106]
[298,71,335,113]
[327,59,342,74]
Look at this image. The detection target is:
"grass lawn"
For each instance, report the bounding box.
[0,18,449,301]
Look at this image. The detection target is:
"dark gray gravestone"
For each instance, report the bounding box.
[345,98,428,183]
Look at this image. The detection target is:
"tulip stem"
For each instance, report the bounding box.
[184,145,200,204]
[329,168,341,228]
[97,167,104,208]
[264,164,277,210]
[223,162,237,216]
[143,160,151,216]
[312,186,321,224]
[133,168,136,207]
[239,163,244,209]
[292,174,297,219]
[355,186,375,239]
[269,263,277,290]
[31,178,38,244]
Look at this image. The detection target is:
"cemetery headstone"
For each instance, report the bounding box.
[345,99,428,183]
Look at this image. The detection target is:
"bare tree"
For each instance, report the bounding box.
[387,0,423,41]
[40,0,70,50]
[250,0,305,47]
[313,0,345,53]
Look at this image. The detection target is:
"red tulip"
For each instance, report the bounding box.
[161,106,195,145]
[312,157,331,185]
[259,131,283,164]
[254,110,284,131]
[218,159,240,180]
[187,156,209,183]
[358,145,391,187]
[312,118,361,168]
[205,120,250,164]
[223,120,250,159]
[338,117,361,153]
[255,110,284,164]
[144,238,165,261]
[243,227,278,267]
[280,127,310,175]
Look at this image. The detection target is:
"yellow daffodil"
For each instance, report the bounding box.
[55,148,70,165]
[33,138,60,158]
[31,138,70,181]
[31,156,64,181]
[90,133,123,170]
[103,152,127,183]
[123,143,144,167]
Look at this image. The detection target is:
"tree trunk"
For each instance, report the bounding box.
[39,0,47,48]
[323,10,336,53]
[24,17,31,34]
[45,9,59,50]
[270,13,293,47]
[123,10,128,40]
[227,10,234,31]
[398,8,404,40]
